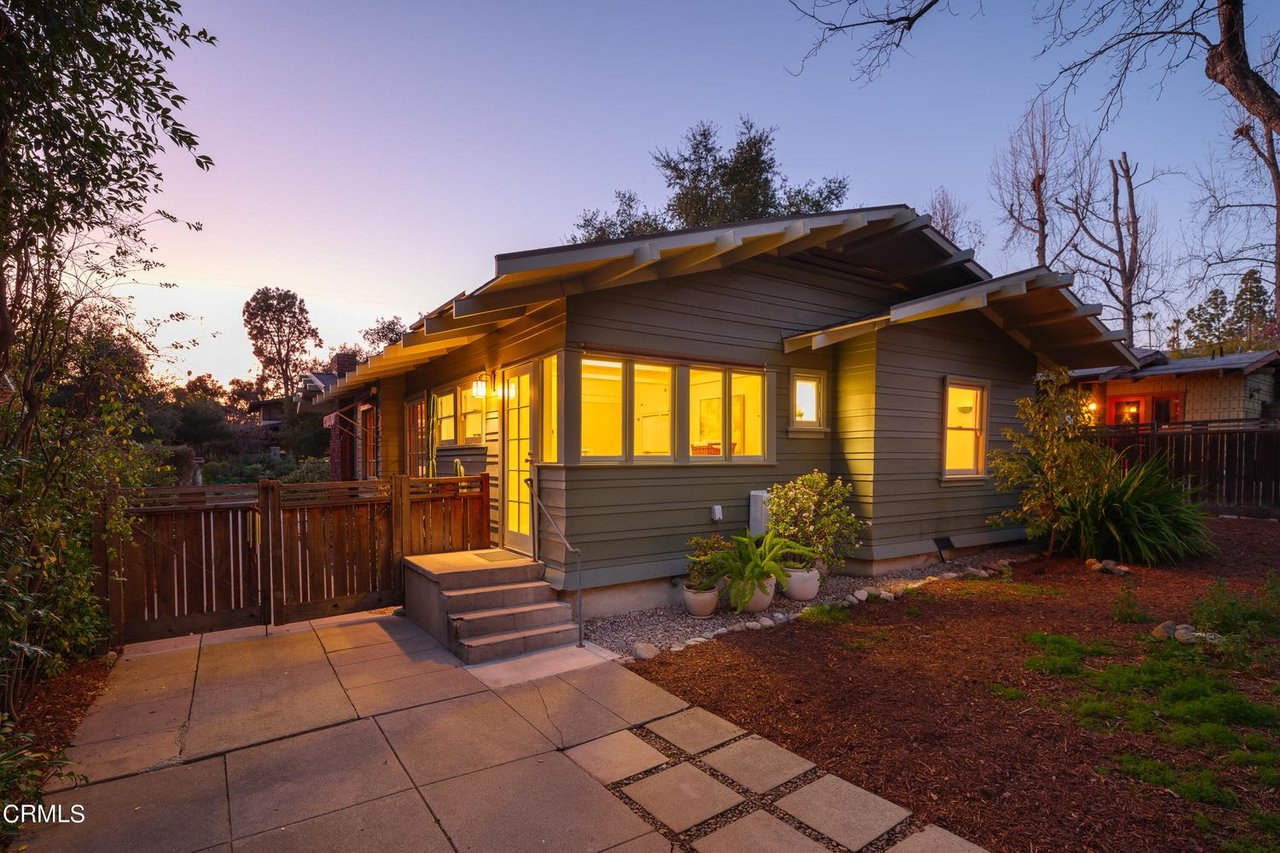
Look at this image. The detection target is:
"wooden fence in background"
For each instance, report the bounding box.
[100,474,490,642]
[1096,424,1280,517]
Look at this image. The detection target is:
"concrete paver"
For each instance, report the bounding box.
[324,630,444,668]
[378,690,555,786]
[776,774,911,851]
[26,758,229,853]
[559,663,688,725]
[59,726,183,787]
[605,832,676,852]
[498,675,629,748]
[183,630,355,756]
[886,825,989,852]
[692,810,828,853]
[225,717,411,839]
[702,735,814,793]
[645,707,744,755]
[565,730,669,784]
[312,613,425,653]
[330,638,460,690]
[345,665,486,717]
[422,751,651,853]
[466,640,618,689]
[622,763,743,833]
[72,693,191,744]
[233,789,452,853]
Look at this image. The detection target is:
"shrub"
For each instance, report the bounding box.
[1056,456,1215,565]
[685,533,730,591]
[279,457,331,483]
[705,531,813,613]
[1113,585,1154,624]
[766,471,865,570]
[988,368,1115,554]
[1192,576,1280,637]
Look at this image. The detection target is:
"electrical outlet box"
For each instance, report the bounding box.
[710,504,723,522]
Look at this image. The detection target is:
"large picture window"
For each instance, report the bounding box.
[689,367,724,459]
[731,371,764,458]
[581,358,624,458]
[944,380,986,478]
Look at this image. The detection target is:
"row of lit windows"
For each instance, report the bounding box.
[580,357,765,462]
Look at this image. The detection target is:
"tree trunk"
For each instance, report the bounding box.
[1206,1,1280,141]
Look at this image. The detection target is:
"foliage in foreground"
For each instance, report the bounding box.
[704,531,813,613]
[1056,456,1215,565]
[766,470,865,570]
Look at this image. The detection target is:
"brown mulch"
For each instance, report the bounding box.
[19,655,113,762]
[629,518,1280,853]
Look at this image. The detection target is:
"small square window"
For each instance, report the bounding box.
[791,370,826,429]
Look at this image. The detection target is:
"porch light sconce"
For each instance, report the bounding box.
[472,373,492,398]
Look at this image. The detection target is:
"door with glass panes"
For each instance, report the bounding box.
[503,364,533,554]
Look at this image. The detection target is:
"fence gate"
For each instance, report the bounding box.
[102,475,490,643]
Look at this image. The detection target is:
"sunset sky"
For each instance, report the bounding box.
[135,0,1252,384]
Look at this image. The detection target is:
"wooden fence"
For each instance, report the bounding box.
[101,474,490,642]
[1095,424,1280,517]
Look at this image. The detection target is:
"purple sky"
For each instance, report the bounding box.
[134,1,1260,383]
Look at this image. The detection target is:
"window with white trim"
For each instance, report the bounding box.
[790,369,826,429]
[943,380,987,478]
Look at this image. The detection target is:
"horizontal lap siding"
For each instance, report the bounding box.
[562,259,890,587]
[868,313,1035,552]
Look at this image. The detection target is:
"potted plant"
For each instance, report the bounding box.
[682,534,727,618]
[767,471,867,599]
[707,531,813,613]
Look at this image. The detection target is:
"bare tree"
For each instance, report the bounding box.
[1058,150,1168,346]
[925,185,986,250]
[790,1,1280,138]
[1192,107,1280,313]
[989,98,1076,268]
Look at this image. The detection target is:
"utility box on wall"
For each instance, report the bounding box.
[749,490,769,535]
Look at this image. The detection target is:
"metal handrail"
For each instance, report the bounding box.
[525,475,584,648]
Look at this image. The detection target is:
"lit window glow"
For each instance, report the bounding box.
[581,358,624,458]
[633,363,672,458]
[944,383,985,477]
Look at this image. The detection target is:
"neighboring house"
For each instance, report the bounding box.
[316,206,1132,612]
[248,397,285,431]
[1073,348,1280,427]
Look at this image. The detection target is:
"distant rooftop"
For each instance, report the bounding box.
[1073,349,1280,381]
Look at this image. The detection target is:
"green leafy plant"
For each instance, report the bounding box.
[705,531,813,613]
[988,368,1115,554]
[685,533,730,591]
[1192,576,1280,638]
[1113,584,1155,624]
[1055,456,1214,564]
[766,470,866,570]
[798,602,849,625]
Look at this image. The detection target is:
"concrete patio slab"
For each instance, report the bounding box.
[702,734,815,793]
[199,624,270,646]
[605,832,675,852]
[621,763,743,833]
[466,640,618,689]
[558,663,687,725]
[232,789,452,853]
[645,707,743,755]
[775,774,911,852]
[61,726,182,786]
[692,810,828,853]
[330,637,460,690]
[90,660,195,709]
[25,758,229,853]
[378,691,555,786]
[422,751,651,853]
[565,730,669,784]
[72,693,191,744]
[183,630,355,756]
[498,675,629,748]
[346,665,485,717]
[225,717,411,839]
[121,634,202,658]
[323,630,440,668]
[312,613,424,653]
[887,825,989,852]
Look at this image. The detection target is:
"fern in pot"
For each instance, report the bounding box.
[767,471,866,600]
[682,534,727,618]
[707,531,813,613]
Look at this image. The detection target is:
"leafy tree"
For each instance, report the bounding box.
[766,470,866,570]
[0,0,214,736]
[360,316,407,350]
[241,287,322,403]
[571,117,849,242]
[1185,287,1233,354]
[1229,268,1275,346]
[989,368,1115,555]
[1184,270,1277,353]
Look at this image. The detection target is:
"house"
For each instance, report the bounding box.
[1073,348,1280,427]
[316,206,1133,619]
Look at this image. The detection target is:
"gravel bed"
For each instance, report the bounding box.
[585,541,1040,657]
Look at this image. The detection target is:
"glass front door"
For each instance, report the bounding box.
[503,364,533,554]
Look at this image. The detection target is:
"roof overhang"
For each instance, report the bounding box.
[784,267,1139,370]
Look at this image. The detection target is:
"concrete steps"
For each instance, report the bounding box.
[403,548,577,664]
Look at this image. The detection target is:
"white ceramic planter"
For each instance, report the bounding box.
[743,577,776,613]
[782,568,821,601]
[682,585,718,618]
